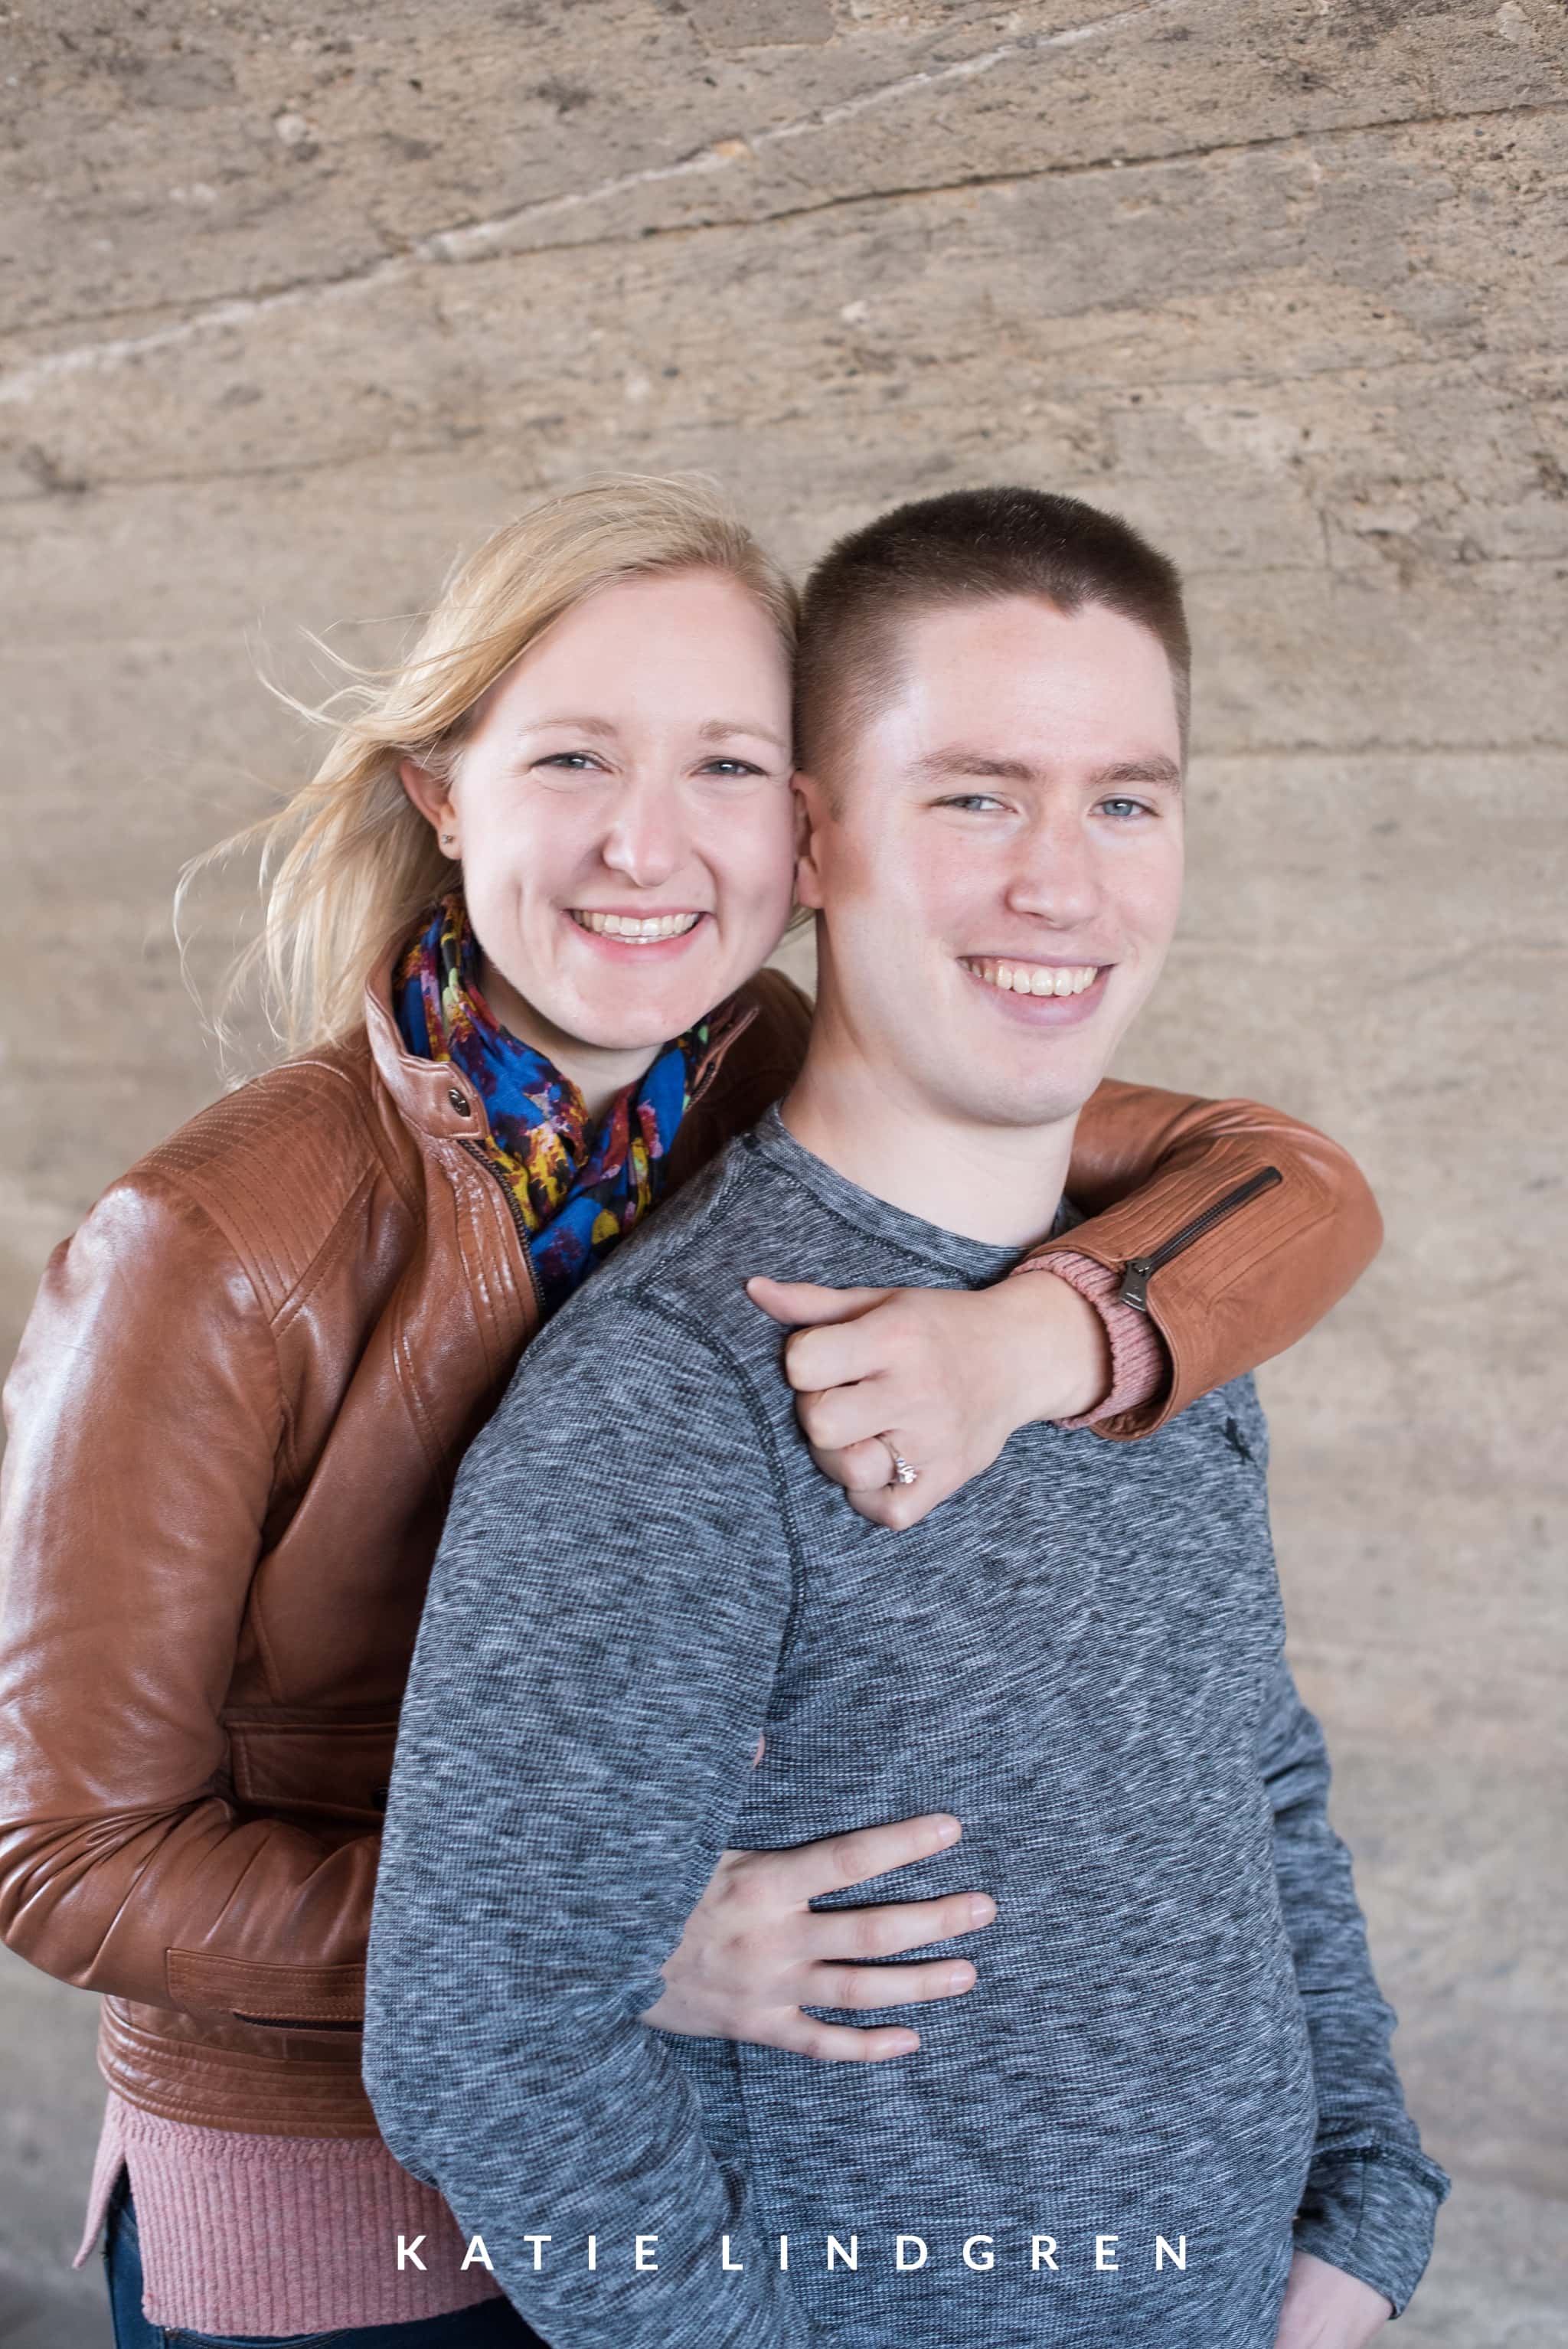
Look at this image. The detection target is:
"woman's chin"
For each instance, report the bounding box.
[570,997,722,1053]
[567,961,766,1047]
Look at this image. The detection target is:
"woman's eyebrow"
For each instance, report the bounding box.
[695,718,791,753]
[511,714,789,753]
[515,713,622,739]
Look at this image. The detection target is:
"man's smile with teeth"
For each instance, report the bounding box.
[961,957,1102,997]
[570,910,705,942]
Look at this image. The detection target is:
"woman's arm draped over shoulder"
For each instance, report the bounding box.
[1023,1078,1383,1439]
[718,972,1380,1465]
[0,1178,378,2022]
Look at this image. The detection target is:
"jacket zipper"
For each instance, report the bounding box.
[459,1137,544,1321]
[1116,1166,1283,1311]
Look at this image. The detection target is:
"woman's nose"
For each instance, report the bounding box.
[599,776,688,888]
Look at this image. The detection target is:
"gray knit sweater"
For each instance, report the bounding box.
[365,1107,1448,2348]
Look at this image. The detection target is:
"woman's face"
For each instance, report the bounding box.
[401,567,797,1106]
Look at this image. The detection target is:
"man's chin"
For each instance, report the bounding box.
[987,1087,1101,1132]
[928,1068,1103,1134]
[949,1039,1116,1132]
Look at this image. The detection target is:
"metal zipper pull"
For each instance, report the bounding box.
[1119,1257,1155,1311]
[1115,1166,1284,1313]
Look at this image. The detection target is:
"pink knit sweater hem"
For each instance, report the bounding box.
[1012,1246,1168,1428]
[76,2090,503,2333]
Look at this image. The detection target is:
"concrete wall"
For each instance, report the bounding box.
[2,4,1563,2341]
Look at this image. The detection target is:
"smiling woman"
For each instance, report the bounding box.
[191,474,802,1066]
[0,472,1389,2347]
[396,564,799,1117]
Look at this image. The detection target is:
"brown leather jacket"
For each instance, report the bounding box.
[0,949,1380,2138]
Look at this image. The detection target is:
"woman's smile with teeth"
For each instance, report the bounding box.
[962,957,1101,997]
[570,910,704,941]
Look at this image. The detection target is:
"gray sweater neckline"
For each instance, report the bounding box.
[743,1103,1079,1287]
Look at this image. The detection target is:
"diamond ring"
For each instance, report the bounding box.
[880,1439,919,1489]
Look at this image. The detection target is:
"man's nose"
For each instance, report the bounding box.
[599,774,687,888]
[1004,812,1102,929]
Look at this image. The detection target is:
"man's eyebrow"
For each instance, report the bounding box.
[910,747,1040,784]
[910,748,1184,791]
[1090,756,1183,793]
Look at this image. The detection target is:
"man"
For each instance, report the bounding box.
[364,489,1448,2347]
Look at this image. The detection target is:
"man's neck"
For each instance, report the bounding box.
[779,1019,1078,1251]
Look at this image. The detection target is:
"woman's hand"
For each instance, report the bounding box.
[1271,2251,1393,2347]
[639,1811,996,2059]
[746,1270,1111,1529]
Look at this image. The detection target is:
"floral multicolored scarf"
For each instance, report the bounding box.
[394,892,711,1315]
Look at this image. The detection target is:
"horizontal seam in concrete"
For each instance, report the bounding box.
[1167,934,1564,950]
[2,87,1563,400]
[1178,737,1568,756]
[1191,744,1567,760]
[650,94,1568,250]
[3,341,1566,502]
[0,392,1420,499]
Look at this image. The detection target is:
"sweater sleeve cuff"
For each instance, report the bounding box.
[1293,2145,1452,2318]
[1008,1248,1170,1430]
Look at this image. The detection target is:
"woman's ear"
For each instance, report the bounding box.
[399,758,459,858]
[791,770,829,911]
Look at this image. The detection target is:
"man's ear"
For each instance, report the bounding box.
[399,757,459,856]
[791,770,831,911]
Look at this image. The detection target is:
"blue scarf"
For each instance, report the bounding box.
[394,893,710,1314]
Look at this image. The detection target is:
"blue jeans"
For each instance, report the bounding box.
[103,2168,551,2348]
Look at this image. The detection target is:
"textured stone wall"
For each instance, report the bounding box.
[2,5,1564,2341]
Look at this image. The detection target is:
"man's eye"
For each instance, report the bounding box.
[1099,796,1152,819]
[939,793,1007,813]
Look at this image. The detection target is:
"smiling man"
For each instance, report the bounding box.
[364,490,1448,2349]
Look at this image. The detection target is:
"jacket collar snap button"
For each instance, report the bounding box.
[447,1089,470,1116]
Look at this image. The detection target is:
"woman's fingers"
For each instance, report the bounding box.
[805,1957,979,2010]
[795,1380,897,1452]
[801,1887,997,1962]
[766,2018,924,2063]
[804,1435,901,1496]
[746,1277,896,1343]
[843,1465,963,1531]
[746,1811,965,1903]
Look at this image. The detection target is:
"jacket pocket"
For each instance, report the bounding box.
[224,1715,398,1827]
[166,1946,365,2027]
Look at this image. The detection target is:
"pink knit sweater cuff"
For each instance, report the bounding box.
[1010,1246,1169,1429]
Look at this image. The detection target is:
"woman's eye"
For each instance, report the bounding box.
[536,752,603,773]
[701,758,765,777]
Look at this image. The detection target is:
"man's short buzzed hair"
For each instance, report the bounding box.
[794,485,1191,779]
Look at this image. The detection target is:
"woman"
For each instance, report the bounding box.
[0,476,1380,2347]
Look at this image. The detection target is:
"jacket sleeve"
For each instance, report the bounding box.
[0,1177,379,2024]
[1024,1079,1383,1439]
[732,981,1382,1445]
[364,1301,812,2349]
[1257,1655,1450,2315]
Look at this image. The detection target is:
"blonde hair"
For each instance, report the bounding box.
[185,475,799,1058]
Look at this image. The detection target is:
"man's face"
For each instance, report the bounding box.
[795,594,1186,1132]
